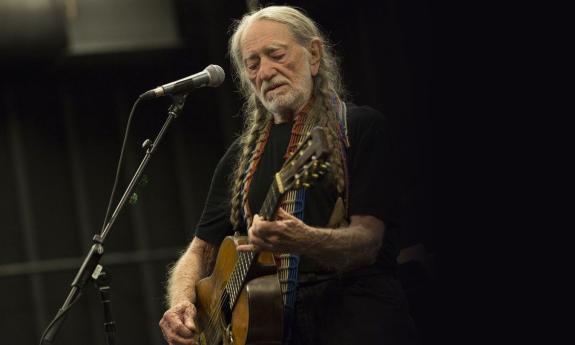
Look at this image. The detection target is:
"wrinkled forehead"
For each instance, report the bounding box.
[239,19,298,57]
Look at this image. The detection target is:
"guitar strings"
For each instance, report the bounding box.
[203,250,252,344]
[203,251,244,344]
[203,285,225,343]
[204,269,232,344]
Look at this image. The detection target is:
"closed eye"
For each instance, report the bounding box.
[245,58,260,71]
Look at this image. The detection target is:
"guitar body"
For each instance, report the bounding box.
[196,236,284,345]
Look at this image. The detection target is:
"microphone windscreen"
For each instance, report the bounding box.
[205,64,225,87]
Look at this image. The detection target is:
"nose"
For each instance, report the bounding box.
[258,56,277,82]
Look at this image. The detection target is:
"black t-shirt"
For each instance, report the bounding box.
[247,122,339,231]
[194,103,401,274]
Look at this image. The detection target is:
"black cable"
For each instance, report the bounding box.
[100,96,143,233]
[39,291,83,345]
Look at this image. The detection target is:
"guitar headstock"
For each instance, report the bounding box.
[276,127,331,193]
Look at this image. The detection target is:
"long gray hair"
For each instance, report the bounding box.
[227,6,347,228]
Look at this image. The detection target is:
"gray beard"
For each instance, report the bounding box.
[260,85,313,117]
[263,92,301,114]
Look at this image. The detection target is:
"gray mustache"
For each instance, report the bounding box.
[261,79,289,93]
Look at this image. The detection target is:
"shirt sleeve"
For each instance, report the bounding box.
[193,139,240,245]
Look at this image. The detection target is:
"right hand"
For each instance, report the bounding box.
[159,300,199,345]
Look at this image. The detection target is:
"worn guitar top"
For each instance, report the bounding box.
[194,103,401,275]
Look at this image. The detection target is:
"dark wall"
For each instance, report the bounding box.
[0,1,432,344]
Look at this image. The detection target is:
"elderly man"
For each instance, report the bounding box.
[159,5,418,345]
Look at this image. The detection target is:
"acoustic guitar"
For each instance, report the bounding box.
[195,126,332,345]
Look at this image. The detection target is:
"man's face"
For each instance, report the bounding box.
[240,20,320,116]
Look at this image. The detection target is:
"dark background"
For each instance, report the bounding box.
[0,0,434,344]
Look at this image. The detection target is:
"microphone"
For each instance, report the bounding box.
[139,64,225,100]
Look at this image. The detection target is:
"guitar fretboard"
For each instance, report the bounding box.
[225,178,284,308]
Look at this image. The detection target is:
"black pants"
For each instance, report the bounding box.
[287,270,419,345]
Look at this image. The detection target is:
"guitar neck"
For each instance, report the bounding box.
[259,175,284,220]
[227,178,284,308]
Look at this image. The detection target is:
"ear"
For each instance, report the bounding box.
[308,38,322,76]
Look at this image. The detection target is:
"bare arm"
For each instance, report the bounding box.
[237,208,384,271]
[159,237,218,344]
[301,214,384,271]
[166,236,218,307]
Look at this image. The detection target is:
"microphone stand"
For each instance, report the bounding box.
[40,93,188,345]
[94,268,116,345]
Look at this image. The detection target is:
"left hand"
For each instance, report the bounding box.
[236,208,312,253]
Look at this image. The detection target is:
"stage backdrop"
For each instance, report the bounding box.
[0,1,431,344]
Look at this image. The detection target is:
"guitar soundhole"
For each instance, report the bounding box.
[221,291,233,331]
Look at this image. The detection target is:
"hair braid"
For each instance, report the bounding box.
[316,91,347,196]
[229,96,271,229]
